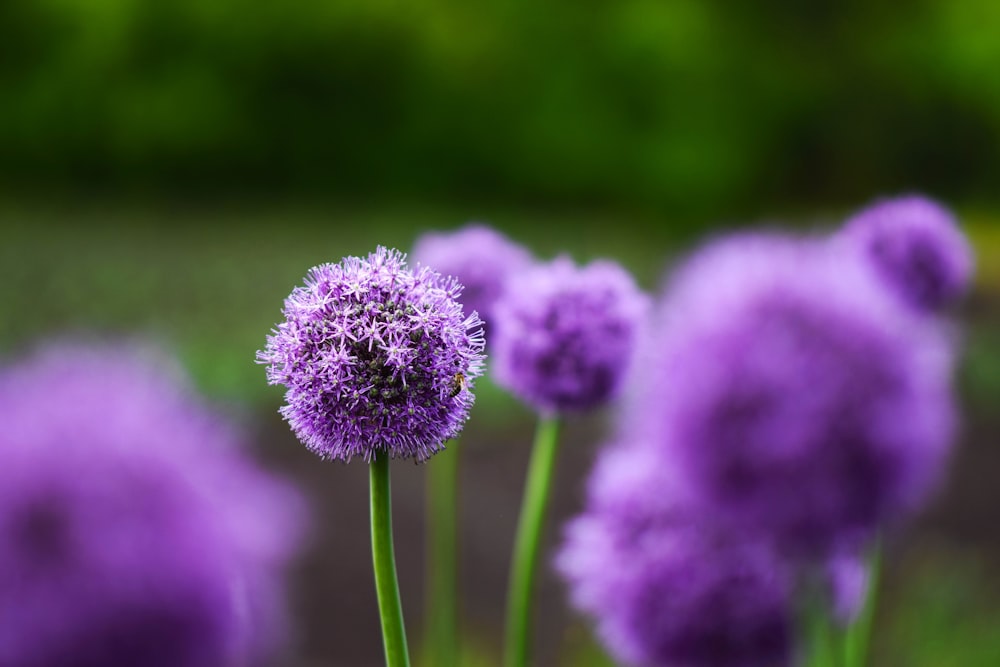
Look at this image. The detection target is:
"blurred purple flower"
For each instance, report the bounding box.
[557,450,794,667]
[411,223,533,333]
[492,256,648,414]
[581,440,683,539]
[0,342,306,667]
[258,246,486,462]
[640,234,957,556]
[840,195,973,312]
[824,552,870,627]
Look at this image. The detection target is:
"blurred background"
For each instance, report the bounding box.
[1,1,999,665]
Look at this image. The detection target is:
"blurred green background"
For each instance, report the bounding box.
[3,0,1000,221]
[2,1,999,666]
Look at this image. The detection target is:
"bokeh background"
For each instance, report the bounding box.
[2,1,999,665]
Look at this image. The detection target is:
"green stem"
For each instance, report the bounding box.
[844,540,882,667]
[424,442,459,667]
[503,417,561,667]
[370,453,411,667]
[806,607,837,667]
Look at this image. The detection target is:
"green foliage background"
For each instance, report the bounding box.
[3,0,1000,222]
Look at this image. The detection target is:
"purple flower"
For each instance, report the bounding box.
[581,441,683,538]
[557,457,794,667]
[640,234,957,556]
[411,223,533,333]
[0,342,306,667]
[840,195,974,312]
[258,246,486,462]
[492,256,648,414]
[824,552,870,627]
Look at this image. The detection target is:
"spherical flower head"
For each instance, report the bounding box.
[492,256,648,414]
[582,440,686,539]
[0,342,307,667]
[411,223,533,333]
[258,246,486,462]
[557,502,794,667]
[642,234,957,556]
[840,195,974,312]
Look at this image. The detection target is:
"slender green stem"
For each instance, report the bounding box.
[806,605,837,667]
[798,579,836,667]
[370,454,411,667]
[844,540,882,667]
[503,417,561,667]
[424,442,459,667]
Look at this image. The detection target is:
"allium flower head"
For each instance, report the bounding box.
[841,195,974,312]
[0,342,306,667]
[258,246,486,462]
[641,234,957,555]
[411,223,533,332]
[492,256,647,414]
[582,441,684,538]
[557,483,794,667]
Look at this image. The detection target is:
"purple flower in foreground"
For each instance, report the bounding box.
[259,246,485,462]
[0,343,306,667]
[492,256,647,414]
[557,446,794,667]
[841,195,973,312]
[412,223,533,333]
[640,234,957,555]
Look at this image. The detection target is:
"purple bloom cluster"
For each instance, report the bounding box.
[840,195,973,312]
[259,246,486,462]
[558,444,794,667]
[492,256,648,414]
[559,214,966,664]
[641,234,956,555]
[411,223,533,333]
[0,342,306,667]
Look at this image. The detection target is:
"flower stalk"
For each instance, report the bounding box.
[371,453,411,667]
[425,442,460,667]
[504,417,561,667]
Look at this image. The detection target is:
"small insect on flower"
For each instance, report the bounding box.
[448,373,467,399]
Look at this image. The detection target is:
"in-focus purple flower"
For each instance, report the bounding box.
[492,256,648,414]
[258,246,485,462]
[639,234,957,556]
[0,342,306,667]
[411,223,533,333]
[557,449,794,667]
[840,195,974,312]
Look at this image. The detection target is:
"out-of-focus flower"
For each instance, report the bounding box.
[411,223,533,334]
[557,458,794,667]
[639,234,956,556]
[824,552,870,627]
[0,342,306,667]
[492,256,647,414]
[840,195,973,312]
[258,246,486,462]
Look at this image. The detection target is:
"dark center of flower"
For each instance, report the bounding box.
[333,293,457,424]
